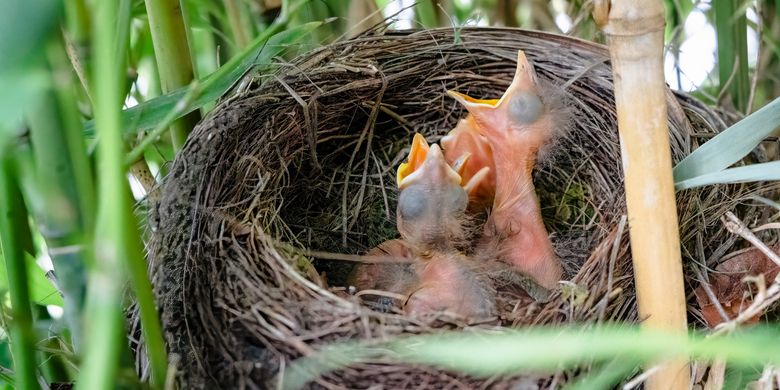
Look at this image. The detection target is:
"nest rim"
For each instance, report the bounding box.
[143,27,776,388]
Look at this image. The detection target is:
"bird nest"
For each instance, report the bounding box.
[143,28,773,388]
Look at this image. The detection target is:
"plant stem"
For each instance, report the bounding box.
[714,0,750,112]
[24,36,97,353]
[414,0,439,28]
[78,0,168,388]
[144,0,201,150]
[597,0,689,388]
[0,156,38,390]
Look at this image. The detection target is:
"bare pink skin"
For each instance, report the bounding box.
[448,51,562,290]
[404,253,495,319]
[484,128,561,290]
[348,239,417,294]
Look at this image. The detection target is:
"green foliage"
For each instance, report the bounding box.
[0,158,38,390]
[0,253,63,307]
[673,97,780,189]
[83,20,326,137]
[281,326,780,389]
[0,0,62,149]
[713,0,750,112]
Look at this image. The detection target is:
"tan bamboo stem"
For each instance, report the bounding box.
[595,1,690,388]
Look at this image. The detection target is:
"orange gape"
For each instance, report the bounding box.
[447,50,562,290]
[441,116,496,208]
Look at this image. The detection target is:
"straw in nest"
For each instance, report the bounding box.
[140,28,775,388]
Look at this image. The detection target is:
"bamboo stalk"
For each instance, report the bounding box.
[144,0,201,150]
[77,0,167,388]
[595,1,690,389]
[24,36,97,353]
[0,156,38,390]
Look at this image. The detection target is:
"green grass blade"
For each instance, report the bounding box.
[76,0,139,388]
[672,97,780,181]
[0,157,38,390]
[82,20,325,137]
[224,0,253,49]
[674,161,780,190]
[562,358,639,390]
[281,326,780,389]
[713,0,750,112]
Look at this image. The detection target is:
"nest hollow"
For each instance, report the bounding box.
[143,28,775,388]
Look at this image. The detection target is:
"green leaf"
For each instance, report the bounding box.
[0,253,63,307]
[0,0,62,148]
[675,161,780,190]
[281,326,780,390]
[562,358,639,390]
[672,97,780,181]
[83,20,325,137]
[713,0,750,112]
[415,0,439,28]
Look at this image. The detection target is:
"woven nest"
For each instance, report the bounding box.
[143,28,774,388]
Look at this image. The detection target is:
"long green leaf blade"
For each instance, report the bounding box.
[281,326,780,390]
[713,0,750,112]
[82,21,324,137]
[672,97,780,181]
[675,161,780,190]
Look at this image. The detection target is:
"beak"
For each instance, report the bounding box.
[461,166,491,197]
[446,50,540,134]
[441,117,496,202]
[398,143,461,189]
[445,145,492,199]
[396,133,430,187]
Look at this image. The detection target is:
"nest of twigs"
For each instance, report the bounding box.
[142,28,774,388]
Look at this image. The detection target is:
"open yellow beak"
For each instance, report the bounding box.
[446,90,499,108]
[446,50,540,133]
[396,133,430,187]
[397,134,461,190]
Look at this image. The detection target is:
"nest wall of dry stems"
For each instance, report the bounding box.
[144,28,773,388]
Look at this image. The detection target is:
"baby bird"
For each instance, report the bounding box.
[347,239,415,293]
[447,50,563,290]
[396,136,496,318]
[396,134,470,253]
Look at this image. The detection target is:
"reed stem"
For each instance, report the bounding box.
[144,0,201,150]
[0,156,38,390]
[78,0,167,387]
[24,36,97,352]
[597,0,690,388]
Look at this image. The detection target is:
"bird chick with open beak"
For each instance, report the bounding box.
[350,134,495,319]
[396,134,496,319]
[447,50,563,290]
[396,134,470,253]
